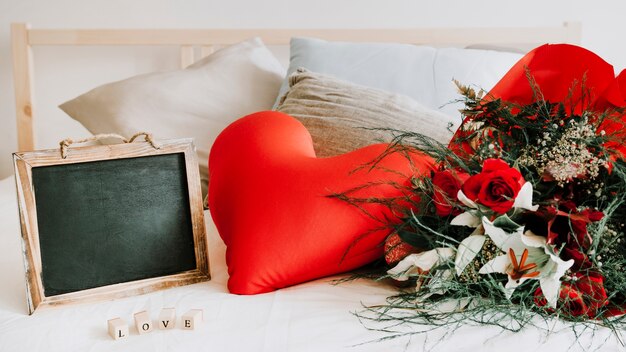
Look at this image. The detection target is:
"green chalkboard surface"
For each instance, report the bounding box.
[32,153,197,296]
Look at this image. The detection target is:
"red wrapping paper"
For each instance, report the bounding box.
[451,44,626,160]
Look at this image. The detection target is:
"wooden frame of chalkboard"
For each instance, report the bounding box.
[13,138,209,314]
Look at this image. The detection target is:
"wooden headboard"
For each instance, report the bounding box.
[11,22,582,152]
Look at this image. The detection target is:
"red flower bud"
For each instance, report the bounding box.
[432,170,469,217]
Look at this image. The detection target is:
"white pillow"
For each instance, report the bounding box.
[432,47,523,117]
[276,38,523,119]
[60,38,286,197]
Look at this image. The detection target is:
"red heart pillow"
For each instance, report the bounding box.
[208,111,433,294]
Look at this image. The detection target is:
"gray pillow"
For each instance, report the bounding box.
[276,68,458,157]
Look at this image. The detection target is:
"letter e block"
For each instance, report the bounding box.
[158,308,176,330]
[107,318,128,340]
[134,311,154,334]
[181,309,203,330]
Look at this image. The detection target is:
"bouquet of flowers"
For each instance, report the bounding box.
[339,44,626,333]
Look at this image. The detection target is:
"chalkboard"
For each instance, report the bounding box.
[14,139,209,314]
[33,153,196,296]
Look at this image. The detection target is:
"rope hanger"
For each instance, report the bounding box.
[59,132,161,159]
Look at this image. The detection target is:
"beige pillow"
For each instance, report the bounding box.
[276,69,458,157]
[60,38,286,197]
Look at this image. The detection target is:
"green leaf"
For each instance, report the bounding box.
[397,229,433,249]
[492,214,522,233]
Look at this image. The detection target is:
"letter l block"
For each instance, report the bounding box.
[107,318,128,340]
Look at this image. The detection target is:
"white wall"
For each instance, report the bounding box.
[1,0,625,178]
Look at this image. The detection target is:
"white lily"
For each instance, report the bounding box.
[387,247,456,297]
[387,248,455,281]
[451,182,539,275]
[478,218,574,308]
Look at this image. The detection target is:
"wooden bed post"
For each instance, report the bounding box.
[11,23,35,152]
[8,22,582,152]
[180,45,195,68]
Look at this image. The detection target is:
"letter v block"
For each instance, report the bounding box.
[107,318,129,340]
[158,308,176,330]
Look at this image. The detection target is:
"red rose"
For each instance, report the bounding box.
[461,159,524,214]
[534,272,608,318]
[432,170,470,217]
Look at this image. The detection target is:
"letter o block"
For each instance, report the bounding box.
[134,311,154,334]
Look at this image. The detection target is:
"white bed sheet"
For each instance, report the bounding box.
[0,176,622,352]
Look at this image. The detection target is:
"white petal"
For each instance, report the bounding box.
[387,248,455,281]
[539,276,561,309]
[548,251,574,270]
[506,276,529,289]
[432,248,456,265]
[521,230,547,248]
[482,217,525,250]
[387,254,422,281]
[513,182,539,211]
[502,276,531,299]
[537,249,574,309]
[451,211,481,227]
[469,225,485,237]
[457,190,477,209]
[503,279,520,298]
[455,235,486,276]
[478,254,510,274]
[544,254,574,280]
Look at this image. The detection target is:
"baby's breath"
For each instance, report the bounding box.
[518,116,608,186]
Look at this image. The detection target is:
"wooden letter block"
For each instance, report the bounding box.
[158,308,176,330]
[181,309,203,330]
[134,310,154,334]
[107,318,128,340]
